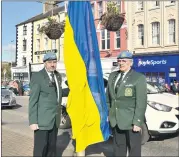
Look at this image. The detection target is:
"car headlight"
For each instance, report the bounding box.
[147,101,172,112]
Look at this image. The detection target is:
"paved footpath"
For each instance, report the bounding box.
[2,127,34,156]
[2,96,179,156]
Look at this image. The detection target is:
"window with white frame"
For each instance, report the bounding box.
[98,1,103,18]
[168,19,175,44]
[170,1,175,4]
[36,24,40,34]
[23,25,27,35]
[36,39,40,51]
[153,1,160,7]
[138,24,144,46]
[44,38,48,50]
[101,29,110,50]
[116,31,120,48]
[91,3,94,16]
[138,1,144,10]
[22,56,26,66]
[23,39,27,51]
[37,56,40,63]
[152,22,160,45]
[52,40,56,49]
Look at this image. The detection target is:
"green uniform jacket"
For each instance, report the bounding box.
[106,69,147,130]
[28,68,62,130]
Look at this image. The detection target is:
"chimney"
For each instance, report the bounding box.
[43,1,57,14]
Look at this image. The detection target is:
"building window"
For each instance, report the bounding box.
[152,22,160,45]
[138,2,144,10]
[168,19,175,44]
[153,1,160,7]
[22,57,26,66]
[91,3,94,16]
[52,40,56,49]
[116,31,120,48]
[23,25,27,35]
[44,38,48,50]
[23,39,27,51]
[37,56,40,63]
[170,1,175,4]
[36,24,40,34]
[36,39,40,51]
[98,1,103,18]
[101,29,110,50]
[138,24,144,46]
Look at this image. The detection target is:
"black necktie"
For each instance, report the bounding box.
[115,72,124,93]
[50,73,57,93]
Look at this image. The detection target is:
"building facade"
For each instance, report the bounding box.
[12,3,66,81]
[11,20,34,81]
[33,6,66,64]
[125,1,178,53]
[125,1,179,85]
[91,1,127,58]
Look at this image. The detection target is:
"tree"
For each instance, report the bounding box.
[1,62,11,81]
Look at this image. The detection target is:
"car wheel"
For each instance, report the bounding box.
[59,106,71,129]
[141,123,150,145]
[60,114,71,129]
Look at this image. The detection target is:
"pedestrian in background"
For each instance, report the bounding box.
[106,50,147,157]
[28,52,63,157]
[171,80,179,95]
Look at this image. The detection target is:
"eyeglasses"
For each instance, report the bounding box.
[46,60,57,64]
[117,59,131,63]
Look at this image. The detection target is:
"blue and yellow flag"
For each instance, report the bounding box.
[64,1,110,152]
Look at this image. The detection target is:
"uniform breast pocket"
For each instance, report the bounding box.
[124,87,135,97]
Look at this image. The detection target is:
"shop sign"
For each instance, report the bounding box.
[137,59,167,67]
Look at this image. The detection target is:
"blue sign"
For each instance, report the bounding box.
[132,54,179,85]
[133,54,179,68]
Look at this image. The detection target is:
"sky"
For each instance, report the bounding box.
[2,1,43,62]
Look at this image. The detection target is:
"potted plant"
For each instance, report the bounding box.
[100,2,125,31]
[39,16,65,40]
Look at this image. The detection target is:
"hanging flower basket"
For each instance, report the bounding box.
[101,2,125,31]
[39,17,65,40]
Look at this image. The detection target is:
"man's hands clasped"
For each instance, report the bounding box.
[30,124,39,131]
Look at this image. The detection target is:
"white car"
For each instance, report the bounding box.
[1,87,17,108]
[60,73,179,143]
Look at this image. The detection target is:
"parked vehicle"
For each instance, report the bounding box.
[23,82,30,96]
[147,82,171,93]
[1,87,16,108]
[60,73,179,145]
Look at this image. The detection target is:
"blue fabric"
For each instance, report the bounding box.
[43,52,57,62]
[117,50,133,59]
[68,1,110,140]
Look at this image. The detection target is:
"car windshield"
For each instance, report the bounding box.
[147,83,159,94]
[2,89,10,96]
[148,82,166,93]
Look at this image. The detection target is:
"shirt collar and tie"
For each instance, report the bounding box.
[45,68,59,102]
[114,69,131,93]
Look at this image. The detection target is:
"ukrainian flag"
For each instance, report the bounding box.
[64,1,110,152]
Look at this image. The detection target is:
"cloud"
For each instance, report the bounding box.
[2,44,16,62]
[2,44,16,53]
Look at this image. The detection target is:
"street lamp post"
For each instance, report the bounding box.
[11,40,14,67]
[11,40,14,80]
[3,69,6,81]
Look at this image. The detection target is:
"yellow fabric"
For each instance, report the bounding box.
[64,16,104,152]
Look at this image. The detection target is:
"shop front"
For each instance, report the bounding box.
[133,52,179,85]
[11,66,30,81]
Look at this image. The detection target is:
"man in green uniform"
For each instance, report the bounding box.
[106,50,147,157]
[29,52,63,157]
